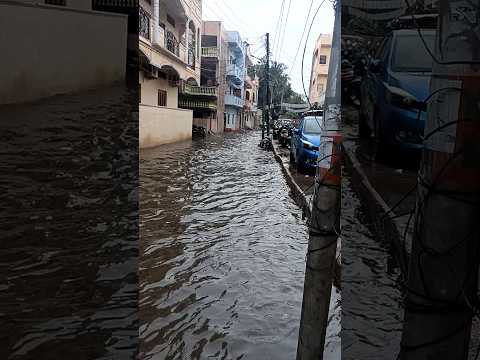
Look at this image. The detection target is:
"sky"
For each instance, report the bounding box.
[202,0,335,97]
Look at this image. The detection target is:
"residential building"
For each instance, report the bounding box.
[308,34,332,106]
[244,74,259,130]
[139,0,202,148]
[224,31,246,132]
[186,20,229,134]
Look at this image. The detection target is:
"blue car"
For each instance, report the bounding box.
[360,29,436,153]
[290,116,322,172]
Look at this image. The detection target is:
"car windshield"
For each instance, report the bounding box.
[303,117,322,134]
[391,33,435,72]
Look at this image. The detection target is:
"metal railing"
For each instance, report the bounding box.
[201,47,219,57]
[226,63,244,80]
[139,7,150,40]
[179,99,217,110]
[182,83,217,96]
[165,29,180,57]
[225,94,244,108]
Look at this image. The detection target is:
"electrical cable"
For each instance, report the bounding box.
[288,0,315,78]
[276,0,292,63]
[404,0,480,65]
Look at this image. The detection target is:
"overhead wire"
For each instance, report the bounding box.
[276,0,292,63]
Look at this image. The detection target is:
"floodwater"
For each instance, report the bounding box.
[341,168,404,359]
[0,87,138,359]
[139,131,340,360]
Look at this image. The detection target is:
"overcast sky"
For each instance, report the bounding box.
[202,0,335,96]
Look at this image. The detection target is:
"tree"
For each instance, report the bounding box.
[251,57,306,109]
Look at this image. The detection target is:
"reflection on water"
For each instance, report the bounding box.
[140,132,340,359]
[0,87,138,359]
[341,168,403,359]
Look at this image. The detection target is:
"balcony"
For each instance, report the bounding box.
[227,31,243,52]
[201,47,219,58]
[179,99,217,110]
[225,94,244,108]
[227,63,244,83]
[180,83,217,97]
[139,7,150,40]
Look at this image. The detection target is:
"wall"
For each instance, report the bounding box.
[140,104,192,148]
[0,1,127,105]
[140,72,178,108]
[309,34,332,105]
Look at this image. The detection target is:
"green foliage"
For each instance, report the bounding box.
[252,57,306,108]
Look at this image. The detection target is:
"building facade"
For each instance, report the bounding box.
[224,31,246,132]
[193,20,229,134]
[139,0,202,148]
[0,0,127,105]
[308,34,332,106]
[244,74,259,129]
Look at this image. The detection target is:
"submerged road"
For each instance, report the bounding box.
[139,131,339,359]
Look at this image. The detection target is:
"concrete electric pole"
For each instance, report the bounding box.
[296,4,341,359]
[400,0,480,358]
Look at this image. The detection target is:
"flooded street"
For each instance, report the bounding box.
[0,87,138,359]
[341,168,404,359]
[140,131,326,359]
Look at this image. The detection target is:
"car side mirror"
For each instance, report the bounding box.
[369,59,381,73]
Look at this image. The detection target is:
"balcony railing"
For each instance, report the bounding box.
[139,7,150,40]
[165,30,180,57]
[225,94,244,108]
[201,47,219,57]
[179,99,217,110]
[181,83,217,97]
[227,63,244,81]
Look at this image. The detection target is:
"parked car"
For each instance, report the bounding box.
[290,116,322,172]
[360,29,435,154]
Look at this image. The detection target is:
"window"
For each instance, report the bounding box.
[319,55,327,64]
[202,35,217,47]
[303,117,322,134]
[167,14,175,27]
[45,0,65,5]
[158,90,167,107]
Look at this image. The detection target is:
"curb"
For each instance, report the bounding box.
[272,142,341,289]
[271,143,312,219]
[342,143,409,275]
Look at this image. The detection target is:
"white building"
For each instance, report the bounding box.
[139,0,202,148]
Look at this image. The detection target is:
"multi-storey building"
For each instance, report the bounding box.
[139,0,202,148]
[244,73,259,130]
[193,20,229,134]
[224,31,246,132]
[309,34,332,106]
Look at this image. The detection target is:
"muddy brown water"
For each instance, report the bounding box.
[139,131,340,360]
[0,87,138,359]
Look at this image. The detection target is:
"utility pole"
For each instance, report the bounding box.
[400,1,480,359]
[296,5,341,359]
[266,32,271,137]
